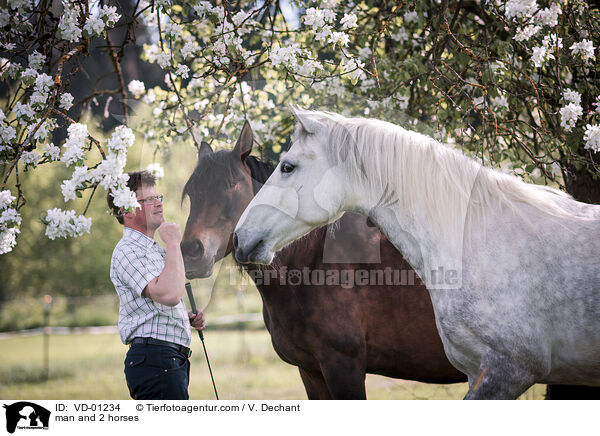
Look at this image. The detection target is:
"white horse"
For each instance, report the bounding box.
[233,107,600,399]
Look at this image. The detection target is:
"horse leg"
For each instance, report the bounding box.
[317,355,367,400]
[298,368,333,400]
[464,355,538,400]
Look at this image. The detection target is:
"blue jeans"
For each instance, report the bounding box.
[124,343,190,400]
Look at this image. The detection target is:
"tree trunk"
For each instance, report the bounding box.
[563,164,600,204]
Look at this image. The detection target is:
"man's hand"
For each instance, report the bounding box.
[158,222,182,246]
[189,310,206,331]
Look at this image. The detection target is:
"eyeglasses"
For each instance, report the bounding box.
[138,194,164,205]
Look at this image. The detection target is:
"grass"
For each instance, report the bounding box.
[0,329,546,400]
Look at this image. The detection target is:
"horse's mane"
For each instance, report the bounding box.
[294,109,591,243]
[245,155,274,194]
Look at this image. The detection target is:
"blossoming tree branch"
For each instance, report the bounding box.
[1,0,598,254]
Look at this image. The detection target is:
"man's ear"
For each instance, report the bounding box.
[233,120,254,161]
[289,104,323,135]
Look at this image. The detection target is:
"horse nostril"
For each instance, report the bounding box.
[232,232,239,251]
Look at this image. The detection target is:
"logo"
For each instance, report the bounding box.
[3,402,50,433]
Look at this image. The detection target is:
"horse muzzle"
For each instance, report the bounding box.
[233,229,274,265]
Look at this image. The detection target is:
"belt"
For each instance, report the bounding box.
[129,337,191,357]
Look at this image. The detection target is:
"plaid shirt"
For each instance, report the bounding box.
[110,227,191,347]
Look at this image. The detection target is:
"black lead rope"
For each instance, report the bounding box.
[185,282,219,400]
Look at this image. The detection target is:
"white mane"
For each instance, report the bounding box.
[294,109,590,245]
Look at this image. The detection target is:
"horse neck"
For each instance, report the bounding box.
[346,131,480,289]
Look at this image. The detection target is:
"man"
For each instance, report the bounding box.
[107,170,205,400]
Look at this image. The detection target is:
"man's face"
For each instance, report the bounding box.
[129,184,164,231]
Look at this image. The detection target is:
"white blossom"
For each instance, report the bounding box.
[14,102,34,122]
[30,91,48,106]
[1,42,16,51]
[0,124,16,143]
[0,208,21,226]
[344,57,365,82]
[0,58,11,74]
[212,39,227,57]
[403,11,418,23]
[543,34,562,50]
[90,153,127,190]
[128,80,146,97]
[194,1,215,19]
[175,64,190,79]
[0,190,15,209]
[107,125,135,153]
[43,143,60,160]
[329,32,350,46]
[44,208,92,240]
[28,51,46,71]
[531,44,554,68]
[164,21,182,38]
[21,68,38,85]
[20,150,41,167]
[110,184,139,210]
[563,89,581,106]
[593,97,600,115]
[570,39,595,64]
[8,0,29,11]
[233,10,250,27]
[535,4,561,27]
[505,0,537,20]
[473,96,486,108]
[84,16,105,35]
[358,46,372,59]
[492,94,509,110]
[391,29,409,43]
[395,94,410,110]
[144,44,161,63]
[0,227,19,254]
[31,119,55,141]
[60,123,89,166]
[146,163,164,179]
[35,73,54,92]
[513,25,540,42]
[583,124,600,153]
[340,13,358,29]
[60,92,74,111]
[296,58,323,76]
[156,52,171,69]
[270,44,300,69]
[181,41,199,60]
[61,165,89,201]
[99,5,120,25]
[0,10,10,27]
[303,8,326,28]
[142,89,156,104]
[314,25,333,43]
[59,6,82,42]
[559,103,583,131]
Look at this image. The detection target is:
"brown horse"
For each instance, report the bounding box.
[181,122,465,399]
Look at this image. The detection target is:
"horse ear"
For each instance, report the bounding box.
[234,120,253,161]
[289,104,323,135]
[198,141,213,157]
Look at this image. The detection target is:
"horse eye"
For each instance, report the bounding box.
[281,162,295,174]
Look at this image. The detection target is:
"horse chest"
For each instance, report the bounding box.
[259,291,322,370]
